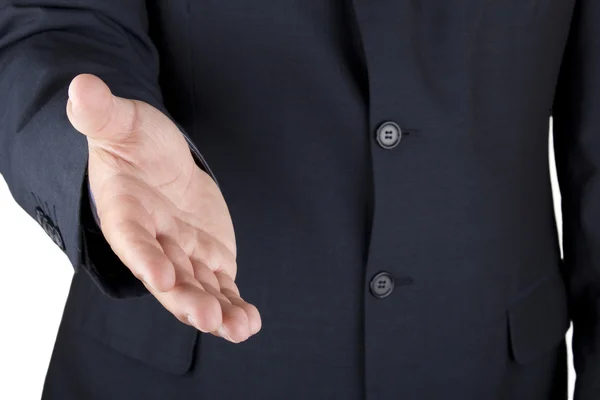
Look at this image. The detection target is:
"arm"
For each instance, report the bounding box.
[552,0,600,398]
[0,0,215,298]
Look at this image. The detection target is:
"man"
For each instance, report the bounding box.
[0,0,596,398]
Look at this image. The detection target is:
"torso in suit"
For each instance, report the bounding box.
[0,0,598,399]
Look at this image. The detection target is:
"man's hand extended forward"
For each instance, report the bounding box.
[67,74,261,343]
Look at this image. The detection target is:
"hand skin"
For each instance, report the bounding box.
[66,74,261,343]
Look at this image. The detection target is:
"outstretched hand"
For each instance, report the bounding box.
[67,74,261,343]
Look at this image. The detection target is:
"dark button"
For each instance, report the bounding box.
[35,206,65,250]
[39,216,53,235]
[370,272,395,298]
[42,221,52,235]
[376,121,402,149]
[51,228,65,250]
[35,207,45,225]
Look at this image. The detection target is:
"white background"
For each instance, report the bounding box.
[0,128,576,399]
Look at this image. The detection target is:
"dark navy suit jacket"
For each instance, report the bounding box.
[0,1,597,399]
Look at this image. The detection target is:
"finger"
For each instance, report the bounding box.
[99,192,176,292]
[144,279,222,334]
[191,260,251,343]
[184,223,238,280]
[224,295,262,336]
[211,299,250,344]
[67,74,186,153]
[216,271,262,335]
[151,236,223,333]
[67,74,136,143]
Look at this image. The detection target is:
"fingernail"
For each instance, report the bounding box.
[218,324,237,343]
[187,315,209,333]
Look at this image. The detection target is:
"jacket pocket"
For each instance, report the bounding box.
[507,271,570,364]
[62,270,199,375]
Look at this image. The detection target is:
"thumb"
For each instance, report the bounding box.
[66,74,138,143]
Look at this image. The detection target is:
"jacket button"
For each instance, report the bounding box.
[36,211,53,235]
[370,272,395,298]
[35,207,65,250]
[35,207,45,225]
[376,121,402,149]
[51,228,65,250]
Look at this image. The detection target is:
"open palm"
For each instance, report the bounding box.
[67,74,261,343]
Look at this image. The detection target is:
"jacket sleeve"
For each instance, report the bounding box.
[0,0,217,298]
[552,0,600,398]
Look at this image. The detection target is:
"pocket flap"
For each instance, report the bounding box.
[64,271,199,375]
[507,272,570,364]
